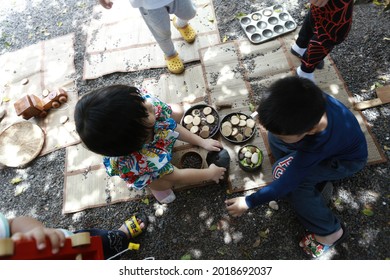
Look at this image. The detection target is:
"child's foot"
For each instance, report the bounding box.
[291,43,325,69]
[296,66,315,83]
[173,17,197,44]
[299,225,348,259]
[165,53,184,74]
[119,213,148,239]
[291,43,306,57]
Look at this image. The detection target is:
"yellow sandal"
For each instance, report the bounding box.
[165,53,184,74]
[172,17,196,44]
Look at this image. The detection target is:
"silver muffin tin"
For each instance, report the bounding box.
[239,5,297,44]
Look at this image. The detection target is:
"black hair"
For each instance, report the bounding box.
[74,85,150,156]
[257,76,326,135]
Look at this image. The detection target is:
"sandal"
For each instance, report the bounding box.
[165,53,184,74]
[300,224,348,259]
[123,213,148,239]
[172,17,196,44]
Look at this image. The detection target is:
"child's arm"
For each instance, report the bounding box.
[163,163,226,185]
[99,0,113,9]
[9,216,66,254]
[175,123,222,151]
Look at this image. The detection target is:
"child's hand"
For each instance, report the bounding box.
[225,197,249,217]
[99,0,113,9]
[11,227,66,254]
[200,138,223,152]
[208,163,226,183]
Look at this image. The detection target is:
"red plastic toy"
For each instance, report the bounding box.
[0,232,104,260]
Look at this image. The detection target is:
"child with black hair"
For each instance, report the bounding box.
[291,0,354,82]
[75,85,226,204]
[225,76,367,258]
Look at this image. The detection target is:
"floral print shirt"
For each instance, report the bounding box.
[103,91,178,190]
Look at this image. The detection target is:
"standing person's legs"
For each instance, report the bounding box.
[138,0,197,74]
[292,0,353,81]
[169,0,197,28]
[139,6,184,74]
[139,7,175,57]
[170,0,197,44]
[291,10,330,82]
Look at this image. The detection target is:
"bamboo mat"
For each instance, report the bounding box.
[83,0,220,79]
[0,34,80,159]
[63,33,386,214]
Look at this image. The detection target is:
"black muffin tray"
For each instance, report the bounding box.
[238,4,297,44]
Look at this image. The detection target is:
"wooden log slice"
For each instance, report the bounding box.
[0,121,45,167]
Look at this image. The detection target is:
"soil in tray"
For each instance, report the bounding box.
[180,152,203,169]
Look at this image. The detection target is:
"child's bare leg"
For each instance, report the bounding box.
[169,103,184,123]
[148,178,176,203]
[148,177,174,191]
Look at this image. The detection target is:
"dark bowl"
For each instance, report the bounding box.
[206,149,230,169]
[180,151,203,169]
[237,144,263,172]
[181,104,220,139]
[220,112,256,144]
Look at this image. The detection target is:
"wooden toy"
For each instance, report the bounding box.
[13,94,47,120]
[13,88,68,120]
[42,88,68,110]
[0,232,104,260]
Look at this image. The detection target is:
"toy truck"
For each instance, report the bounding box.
[14,88,68,120]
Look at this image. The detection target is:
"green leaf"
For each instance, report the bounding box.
[10,177,23,184]
[249,103,255,112]
[362,208,374,216]
[235,12,246,18]
[181,253,191,260]
[141,198,149,205]
[259,229,269,238]
[209,224,218,231]
[57,22,63,27]
[334,198,342,205]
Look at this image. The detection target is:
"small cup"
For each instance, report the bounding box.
[237,145,263,172]
[180,151,204,169]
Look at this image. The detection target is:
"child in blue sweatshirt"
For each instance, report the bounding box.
[225,76,367,258]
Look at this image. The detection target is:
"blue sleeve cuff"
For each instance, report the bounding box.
[0,212,10,238]
[245,195,255,209]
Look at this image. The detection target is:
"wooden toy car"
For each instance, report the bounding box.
[42,88,68,110]
[13,88,68,120]
[14,94,47,120]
